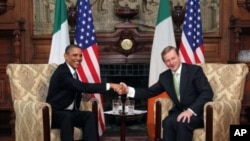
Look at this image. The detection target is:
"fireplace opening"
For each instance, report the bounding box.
[100,63,149,135]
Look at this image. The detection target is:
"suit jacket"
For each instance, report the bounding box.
[134,63,213,117]
[46,63,107,111]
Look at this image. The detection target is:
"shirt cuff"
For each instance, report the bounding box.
[106,83,110,90]
[127,87,135,98]
[187,108,197,116]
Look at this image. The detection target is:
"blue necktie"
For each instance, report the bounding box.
[73,71,78,80]
[73,71,78,110]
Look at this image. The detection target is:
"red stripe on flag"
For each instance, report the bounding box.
[98,107,105,132]
[92,44,100,63]
[194,51,201,63]
[77,64,88,82]
[82,48,100,82]
[194,45,204,63]
[179,42,192,64]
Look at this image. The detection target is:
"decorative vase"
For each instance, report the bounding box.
[115,4,138,23]
[67,6,77,32]
[246,0,250,11]
[0,0,7,15]
[172,4,185,31]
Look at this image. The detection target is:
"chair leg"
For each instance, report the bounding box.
[205,105,213,141]
[92,100,99,140]
[155,101,162,141]
[42,106,51,141]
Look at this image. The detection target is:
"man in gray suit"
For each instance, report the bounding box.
[120,46,214,141]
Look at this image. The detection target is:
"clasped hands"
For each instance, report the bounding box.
[110,82,128,95]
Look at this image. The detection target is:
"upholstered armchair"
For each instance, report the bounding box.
[6,64,99,141]
[154,63,249,141]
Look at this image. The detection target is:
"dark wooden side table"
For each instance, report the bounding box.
[104,110,147,141]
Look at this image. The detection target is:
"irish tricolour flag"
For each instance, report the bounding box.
[49,0,70,64]
[147,0,176,140]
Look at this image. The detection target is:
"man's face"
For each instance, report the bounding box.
[64,47,82,69]
[163,49,181,72]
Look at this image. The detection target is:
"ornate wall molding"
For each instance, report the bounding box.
[237,0,250,11]
[32,0,220,35]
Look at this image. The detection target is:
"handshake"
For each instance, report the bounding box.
[110,82,128,95]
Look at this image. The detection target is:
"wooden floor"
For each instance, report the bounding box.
[0,137,14,141]
[100,129,151,141]
[0,132,151,141]
[100,135,151,141]
[0,123,151,141]
[0,135,150,141]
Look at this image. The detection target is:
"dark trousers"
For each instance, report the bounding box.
[52,110,99,141]
[162,112,203,141]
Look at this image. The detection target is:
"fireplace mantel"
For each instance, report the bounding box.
[95,22,154,64]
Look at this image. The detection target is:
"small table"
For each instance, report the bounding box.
[104,110,147,141]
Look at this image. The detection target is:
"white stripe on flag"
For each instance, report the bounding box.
[85,47,101,79]
[195,48,205,63]
[49,21,70,64]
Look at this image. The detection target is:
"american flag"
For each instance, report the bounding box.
[74,0,105,135]
[179,0,205,64]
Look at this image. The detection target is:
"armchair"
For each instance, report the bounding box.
[154,63,249,141]
[6,64,99,141]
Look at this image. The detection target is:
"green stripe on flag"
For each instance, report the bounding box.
[53,0,68,34]
[156,0,171,25]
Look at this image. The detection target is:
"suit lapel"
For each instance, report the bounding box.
[163,70,180,103]
[179,64,189,101]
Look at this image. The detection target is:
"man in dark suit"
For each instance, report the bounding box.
[120,46,214,141]
[46,44,122,141]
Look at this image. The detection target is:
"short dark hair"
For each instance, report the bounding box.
[65,44,82,54]
[161,46,179,62]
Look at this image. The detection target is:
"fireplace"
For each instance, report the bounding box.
[93,5,154,135]
[100,63,149,134]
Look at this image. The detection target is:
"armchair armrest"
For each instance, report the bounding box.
[79,97,98,112]
[14,100,51,141]
[204,99,241,141]
[154,98,173,141]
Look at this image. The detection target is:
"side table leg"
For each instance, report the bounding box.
[120,116,126,141]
